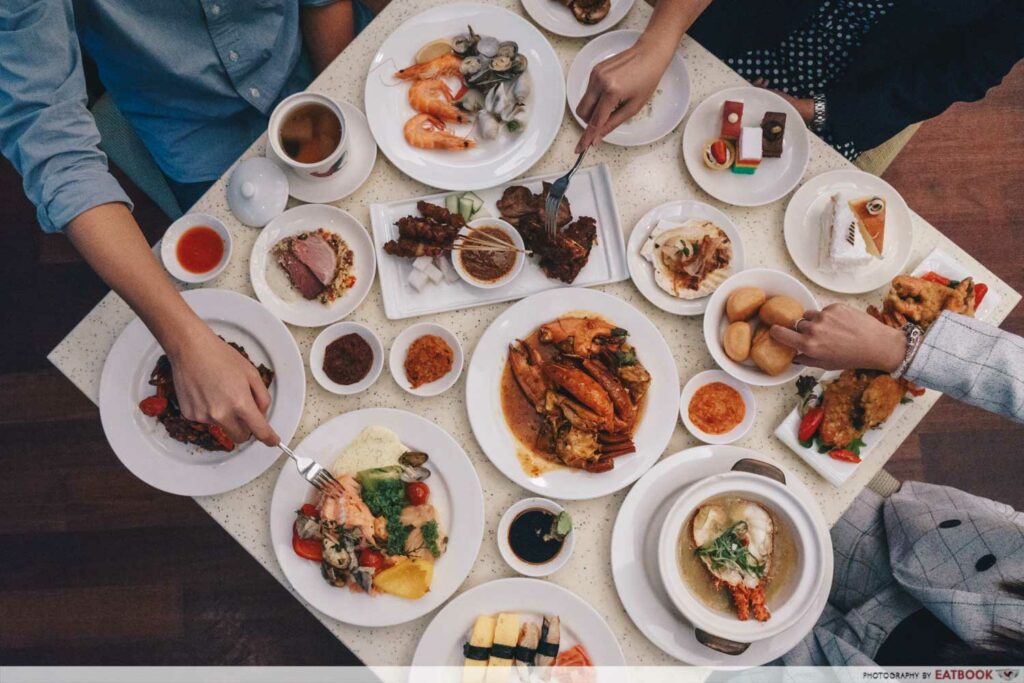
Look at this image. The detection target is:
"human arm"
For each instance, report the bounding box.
[574,0,713,152]
[300,0,356,75]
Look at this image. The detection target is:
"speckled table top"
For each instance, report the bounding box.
[49,0,1020,667]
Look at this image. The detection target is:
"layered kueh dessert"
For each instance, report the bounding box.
[720,100,743,140]
[732,127,762,174]
[819,193,887,272]
[760,112,786,158]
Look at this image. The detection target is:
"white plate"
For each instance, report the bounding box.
[98,289,305,496]
[370,164,628,320]
[389,322,465,397]
[679,369,756,445]
[784,169,912,294]
[703,268,819,387]
[269,408,484,627]
[911,247,1002,322]
[627,199,745,316]
[309,322,384,395]
[682,86,810,207]
[567,30,690,147]
[467,287,679,500]
[160,213,233,284]
[250,204,376,327]
[266,100,377,204]
[610,446,832,665]
[364,3,565,191]
[521,0,635,38]
[411,577,626,667]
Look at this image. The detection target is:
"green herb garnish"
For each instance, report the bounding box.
[694,521,766,579]
[420,520,442,558]
[613,348,638,367]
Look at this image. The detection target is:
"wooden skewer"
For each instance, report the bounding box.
[454,236,527,254]
[459,228,518,249]
[449,244,530,255]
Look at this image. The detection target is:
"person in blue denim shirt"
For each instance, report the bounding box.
[0,1,378,447]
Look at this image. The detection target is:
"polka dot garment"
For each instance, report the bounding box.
[725,0,895,161]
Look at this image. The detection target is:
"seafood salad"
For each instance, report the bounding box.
[462,612,592,683]
[502,316,651,473]
[395,26,531,151]
[291,426,448,600]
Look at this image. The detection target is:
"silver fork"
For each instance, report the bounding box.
[545,146,590,240]
[279,443,342,496]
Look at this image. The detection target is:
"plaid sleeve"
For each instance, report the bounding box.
[905,311,1024,423]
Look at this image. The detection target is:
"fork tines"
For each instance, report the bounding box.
[312,467,343,496]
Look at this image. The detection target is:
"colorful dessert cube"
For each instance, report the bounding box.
[761,111,787,158]
[732,127,762,174]
[720,100,744,140]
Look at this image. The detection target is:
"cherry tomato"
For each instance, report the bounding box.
[829,449,861,464]
[908,385,926,397]
[138,395,168,417]
[292,530,322,561]
[922,271,951,287]
[300,504,319,518]
[359,548,385,570]
[405,481,430,506]
[798,407,825,443]
[208,424,235,451]
[974,283,989,307]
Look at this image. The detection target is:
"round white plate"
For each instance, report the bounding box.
[683,86,810,207]
[389,322,465,397]
[250,204,376,327]
[567,30,690,147]
[627,199,745,316]
[269,408,484,627]
[309,321,384,395]
[521,0,635,39]
[266,100,377,204]
[98,289,305,496]
[467,287,679,500]
[364,3,565,192]
[610,445,832,665]
[784,168,913,294]
[679,369,756,445]
[412,577,626,666]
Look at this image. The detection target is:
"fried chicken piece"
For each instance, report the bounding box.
[819,370,870,448]
[883,275,975,329]
[862,373,905,429]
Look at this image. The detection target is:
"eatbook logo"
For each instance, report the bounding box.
[998,671,1020,682]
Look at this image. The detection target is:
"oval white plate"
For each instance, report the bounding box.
[269,408,484,627]
[784,168,913,294]
[567,30,690,147]
[702,268,818,387]
[610,445,832,665]
[160,213,233,284]
[679,369,756,445]
[389,322,465,397]
[265,100,378,205]
[683,86,809,207]
[521,0,635,38]
[411,577,626,666]
[627,199,745,316]
[496,497,575,577]
[364,3,565,191]
[250,204,376,328]
[309,322,384,395]
[98,289,305,496]
[467,287,679,500]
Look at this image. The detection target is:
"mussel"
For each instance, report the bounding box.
[399,451,431,482]
[496,41,519,60]
[460,55,488,78]
[490,54,514,74]
[511,53,528,74]
[476,35,500,58]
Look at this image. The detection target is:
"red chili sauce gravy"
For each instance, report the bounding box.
[176,226,224,274]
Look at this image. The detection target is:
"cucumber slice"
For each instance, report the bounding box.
[463,191,484,213]
[444,194,460,214]
[458,196,474,221]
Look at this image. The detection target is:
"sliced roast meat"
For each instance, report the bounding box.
[276,250,324,299]
[289,233,337,286]
[496,186,537,225]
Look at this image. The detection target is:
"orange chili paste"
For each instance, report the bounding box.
[404,335,454,388]
[688,382,745,435]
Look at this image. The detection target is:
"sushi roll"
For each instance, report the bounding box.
[485,612,519,683]
[513,622,540,677]
[534,615,561,674]
[462,614,496,683]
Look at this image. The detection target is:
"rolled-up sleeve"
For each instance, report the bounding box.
[905,311,1024,424]
[0,0,132,233]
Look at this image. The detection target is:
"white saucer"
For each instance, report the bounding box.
[266,99,377,204]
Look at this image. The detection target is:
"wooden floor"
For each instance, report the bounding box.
[1,62,1022,665]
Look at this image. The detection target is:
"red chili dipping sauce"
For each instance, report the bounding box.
[176,226,224,274]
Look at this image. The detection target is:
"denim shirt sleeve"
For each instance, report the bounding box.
[905,311,1024,423]
[0,0,132,233]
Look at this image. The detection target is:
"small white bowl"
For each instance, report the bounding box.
[309,322,384,395]
[496,497,575,578]
[702,268,819,387]
[160,213,233,283]
[451,218,526,289]
[680,370,757,445]
[388,322,464,397]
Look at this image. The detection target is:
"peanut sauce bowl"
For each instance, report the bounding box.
[451,218,526,290]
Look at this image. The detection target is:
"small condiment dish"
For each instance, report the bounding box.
[309,322,384,396]
[497,497,575,578]
[452,218,526,290]
[160,213,233,284]
[388,322,464,397]
[680,369,757,445]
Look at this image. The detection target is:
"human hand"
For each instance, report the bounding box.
[769,303,907,372]
[750,78,814,124]
[574,39,673,152]
[167,330,280,446]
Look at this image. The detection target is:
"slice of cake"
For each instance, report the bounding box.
[721,100,744,140]
[732,127,762,174]
[848,196,886,257]
[819,192,875,272]
[760,112,786,158]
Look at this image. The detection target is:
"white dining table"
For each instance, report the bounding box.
[49,0,1021,666]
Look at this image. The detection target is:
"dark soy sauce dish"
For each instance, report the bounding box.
[507,508,571,565]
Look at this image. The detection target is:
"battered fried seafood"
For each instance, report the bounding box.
[818,370,907,449]
[868,274,975,330]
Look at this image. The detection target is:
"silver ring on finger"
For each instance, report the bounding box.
[793,317,809,333]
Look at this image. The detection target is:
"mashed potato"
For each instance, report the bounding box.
[330,425,409,476]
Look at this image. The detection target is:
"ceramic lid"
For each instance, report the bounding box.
[227,157,289,227]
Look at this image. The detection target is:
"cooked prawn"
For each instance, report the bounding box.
[394,53,463,80]
[403,114,475,151]
[319,475,376,543]
[408,79,468,123]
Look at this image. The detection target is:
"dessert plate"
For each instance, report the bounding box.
[682,86,809,207]
[784,169,913,294]
[521,0,635,38]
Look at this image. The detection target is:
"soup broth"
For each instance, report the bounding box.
[279,103,342,164]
